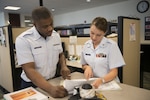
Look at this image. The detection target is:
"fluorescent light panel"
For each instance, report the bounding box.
[51,8,55,12]
[24,20,31,22]
[86,0,91,2]
[4,6,21,10]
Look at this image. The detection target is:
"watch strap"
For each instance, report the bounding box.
[101,78,105,84]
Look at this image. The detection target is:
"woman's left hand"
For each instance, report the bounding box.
[92,78,103,89]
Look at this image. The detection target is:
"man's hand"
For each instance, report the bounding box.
[49,85,68,98]
[61,66,71,79]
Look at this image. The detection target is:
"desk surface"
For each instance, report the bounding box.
[37,72,150,100]
[66,60,82,68]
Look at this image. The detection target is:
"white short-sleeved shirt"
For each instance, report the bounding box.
[15,26,63,82]
[80,37,125,82]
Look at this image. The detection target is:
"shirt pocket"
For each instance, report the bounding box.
[95,56,108,68]
[52,44,62,64]
[53,44,62,54]
[84,51,93,64]
[32,48,46,68]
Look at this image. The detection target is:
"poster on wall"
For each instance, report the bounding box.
[0,27,6,47]
[145,16,150,40]
[129,23,136,41]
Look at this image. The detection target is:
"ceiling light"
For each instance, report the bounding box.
[4,6,21,10]
[51,8,55,12]
[24,20,31,22]
[86,0,91,2]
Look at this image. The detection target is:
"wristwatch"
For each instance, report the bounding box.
[101,78,105,84]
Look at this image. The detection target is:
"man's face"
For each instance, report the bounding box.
[34,17,53,38]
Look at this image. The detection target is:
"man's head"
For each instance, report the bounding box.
[32,6,54,38]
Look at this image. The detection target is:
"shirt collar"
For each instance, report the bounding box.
[91,37,109,49]
[99,37,108,48]
[33,26,54,41]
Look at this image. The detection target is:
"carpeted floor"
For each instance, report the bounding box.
[143,72,150,90]
[0,90,3,100]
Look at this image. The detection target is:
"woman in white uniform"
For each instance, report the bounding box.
[81,17,125,88]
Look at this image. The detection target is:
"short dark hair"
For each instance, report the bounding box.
[91,17,108,33]
[32,6,53,22]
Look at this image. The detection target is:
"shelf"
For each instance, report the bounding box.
[54,24,91,37]
[54,22,117,37]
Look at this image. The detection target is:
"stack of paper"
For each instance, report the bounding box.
[62,78,122,94]
[96,80,122,91]
[62,78,97,94]
[3,87,48,100]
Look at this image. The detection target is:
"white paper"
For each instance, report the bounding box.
[75,45,82,56]
[129,23,136,41]
[62,78,121,94]
[68,45,75,55]
[96,80,122,91]
[69,36,77,44]
[62,78,97,94]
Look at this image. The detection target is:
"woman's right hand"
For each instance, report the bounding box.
[49,85,68,98]
[84,65,93,80]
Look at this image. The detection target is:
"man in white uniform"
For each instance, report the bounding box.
[15,7,70,98]
[81,17,125,88]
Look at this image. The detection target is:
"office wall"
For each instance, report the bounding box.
[12,27,30,43]
[0,12,5,26]
[2,0,149,44]
[53,0,149,44]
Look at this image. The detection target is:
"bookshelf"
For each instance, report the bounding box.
[54,23,117,37]
[54,24,91,37]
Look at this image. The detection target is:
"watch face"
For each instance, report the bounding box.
[137,1,149,13]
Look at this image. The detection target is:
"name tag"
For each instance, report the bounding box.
[34,46,42,49]
[85,53,91,56]
[53,44,60,46]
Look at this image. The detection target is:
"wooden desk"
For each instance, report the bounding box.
[66,60,82,68]
[37,72,150,100]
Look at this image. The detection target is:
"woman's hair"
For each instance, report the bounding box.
[91,17,108,33]
[32,6,53,22]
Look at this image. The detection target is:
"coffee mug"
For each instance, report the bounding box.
[80,84,95,99]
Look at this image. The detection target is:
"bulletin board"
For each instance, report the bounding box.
[144,16,150,40]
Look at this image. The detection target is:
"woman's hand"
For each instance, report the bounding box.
[84,65,93,80]
[92,78,103,89]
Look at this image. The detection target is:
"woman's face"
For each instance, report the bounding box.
[90,25,105,45]
[34,17,53,38]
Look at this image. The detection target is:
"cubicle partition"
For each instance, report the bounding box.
[0,25,30,92]
[118,16,140,87]
[0,25,14,92]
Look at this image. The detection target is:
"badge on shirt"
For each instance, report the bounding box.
[96,53,106,58]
